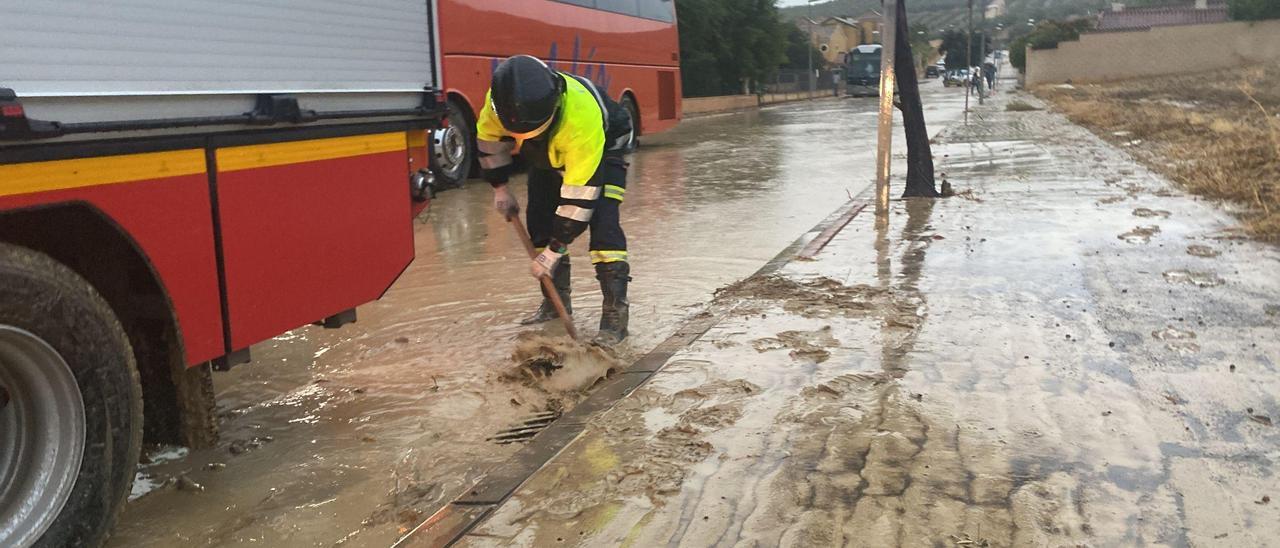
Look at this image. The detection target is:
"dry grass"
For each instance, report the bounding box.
[1036,65,1280,241]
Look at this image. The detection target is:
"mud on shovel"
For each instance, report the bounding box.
[508,214,579,341]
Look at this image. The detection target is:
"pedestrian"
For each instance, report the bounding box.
[476,55,635,346]
[983,62,996,92]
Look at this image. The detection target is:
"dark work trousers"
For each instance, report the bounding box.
[526,154,629,265]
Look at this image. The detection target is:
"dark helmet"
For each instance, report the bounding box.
[491,55,564,135]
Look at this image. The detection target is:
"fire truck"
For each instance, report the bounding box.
[0,1,444,546]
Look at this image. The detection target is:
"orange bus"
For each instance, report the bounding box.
[429,0,682,186]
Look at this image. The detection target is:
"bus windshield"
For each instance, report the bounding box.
[848,49,881,79]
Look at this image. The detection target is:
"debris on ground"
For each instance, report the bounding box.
[175,475,204,493]
[1118,225,1161,244]
[752,326,840,363]
[1005,100,1041,112]
[1186,245,1221,258]
[504,333,621,392]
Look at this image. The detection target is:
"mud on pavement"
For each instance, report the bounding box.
[448,90,1280,547]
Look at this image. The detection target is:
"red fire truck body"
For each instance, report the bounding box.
[0,1,444,546]
[0,131,429,366]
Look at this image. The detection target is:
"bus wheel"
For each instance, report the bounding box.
[430,99,475,188]
[619,94,640,152]
[0,243,142,548]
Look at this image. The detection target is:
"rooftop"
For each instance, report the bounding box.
[1095,2,1229,31]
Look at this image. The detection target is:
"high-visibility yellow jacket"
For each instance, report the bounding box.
[476,73,605,188]
[477,72,630,248]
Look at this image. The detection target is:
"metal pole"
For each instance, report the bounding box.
[874,0,898,217]
[964,0,972,124]
[978,3,986,104]
[807,1,815,94]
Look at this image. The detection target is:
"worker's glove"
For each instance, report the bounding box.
[493,184,520,220]
[529,247,564,280]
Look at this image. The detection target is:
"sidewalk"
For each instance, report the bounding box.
[418,90,1280,546]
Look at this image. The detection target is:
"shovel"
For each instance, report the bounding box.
[508,215,579,341]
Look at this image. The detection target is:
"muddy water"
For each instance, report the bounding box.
[108,87,969,547]
[463,84,1280,547]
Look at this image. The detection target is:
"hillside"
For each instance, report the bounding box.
[778,0,1139,33]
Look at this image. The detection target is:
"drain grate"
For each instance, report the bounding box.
[486,411,560,445]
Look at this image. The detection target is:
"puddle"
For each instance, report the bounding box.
[1162,269,1224,287]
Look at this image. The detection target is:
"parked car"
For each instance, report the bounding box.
[925,65,940,78]
[943,69,969,87]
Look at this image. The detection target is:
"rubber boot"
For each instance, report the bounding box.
[520,257,571,325]
[593,262,630,346]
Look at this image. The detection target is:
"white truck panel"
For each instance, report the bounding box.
[1,0,437,124]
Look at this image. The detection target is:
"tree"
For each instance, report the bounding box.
[938,29,990,68]
[782,24,823,70]
[893,0,939,197]
[1229,0,1280,20]
[676,0,731,97]
[907,23,934,74]
[1008,19,1093,72]
[675,0,790,97]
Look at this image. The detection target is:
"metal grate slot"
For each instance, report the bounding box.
[486,411,559,445]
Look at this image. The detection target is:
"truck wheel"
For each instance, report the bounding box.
[429,98,475,188]
[0,243,142,548]
[619,94,640,152]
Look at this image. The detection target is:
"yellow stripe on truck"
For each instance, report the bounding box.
[406,129,428,149]
[0,149,206,198]
[217,132,405,172]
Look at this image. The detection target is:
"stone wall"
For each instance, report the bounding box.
[1026,19,1280,86]
[682,91,834,117]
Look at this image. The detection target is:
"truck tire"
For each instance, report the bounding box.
[0,242,143,548]
[429,98,475,189]
[619,93,640,152]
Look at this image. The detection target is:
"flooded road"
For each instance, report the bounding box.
[108,85,969,547]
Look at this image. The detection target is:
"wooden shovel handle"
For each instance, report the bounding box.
[509,217,579,341]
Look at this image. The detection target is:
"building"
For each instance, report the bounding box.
[797,12,881,67]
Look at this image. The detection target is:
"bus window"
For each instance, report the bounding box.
[637,0,675,22]
[595,0,639,16]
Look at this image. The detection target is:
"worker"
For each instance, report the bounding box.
[476,55,634,346]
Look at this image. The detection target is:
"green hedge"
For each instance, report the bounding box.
[1229,0,1280,21]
